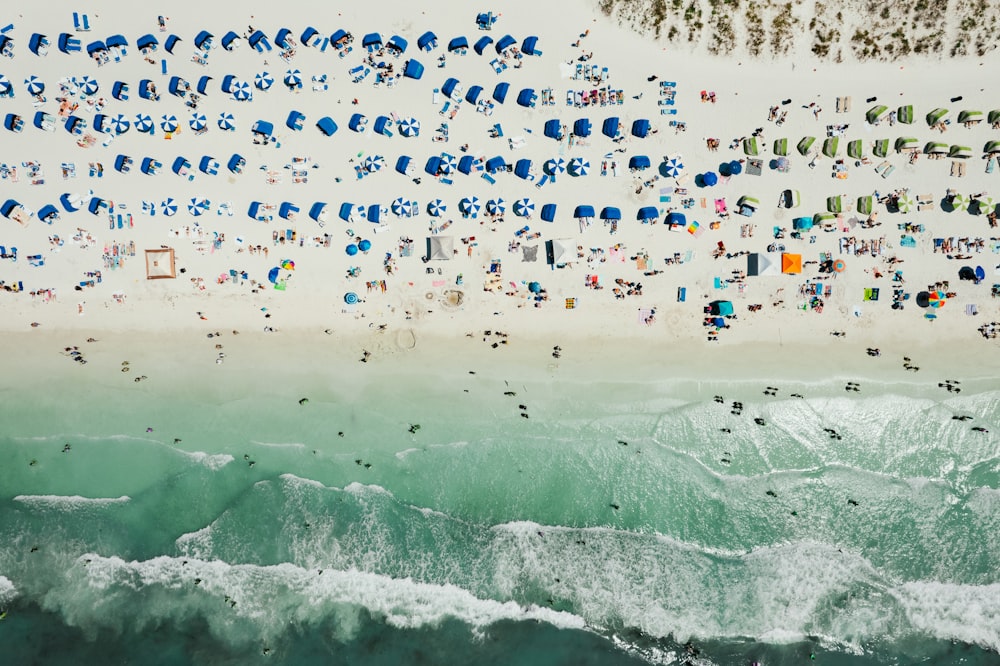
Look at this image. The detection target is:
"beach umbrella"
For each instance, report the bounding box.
[231,80,252,101]
[663,156,684,178]
[160,114,178,133]
[544,157,566,175]
[346,244,359,256]
[267,267,281,283]
[427,198,446,216]
[896,193,914,213]
[359,239,372,252]
[486,198,505,215]
[972,196,994,215]
[281,259,295,270]
[254,71,274,91]
[0,74,11,96]
[344,291,359,304]
[702,171,718,186]
[189,112,207,132]
[160,198,177,216]
[24,75,44,96]
[218,112,235,131]
[397,117,420,137]
[134,113,154,134]
[362,155,384,172]
[833,259,846,273]
[187,197,209,216]
[950,193,969,212]
[439,154,457,174]
[727,160,742,175]
[283,69,302,89]
[927,290,946,308]
[79,75,98,96]
[391,197,413,217]
[567,157,590,177]
[528,281,542,294]
[110,113,130,134]
[460,196,481,216]
[513,198,535,217]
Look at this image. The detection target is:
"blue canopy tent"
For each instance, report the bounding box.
[573,205,595,219]
[227,154,246,174]
[540,204,557,222]
[448,36,469,53]
[485,156,506,173]
[457,155,476,175]
[395,155,413,175]
[58,33,81,54]
[279,202,299,219]
[338,203,354,221]
[476,12,498,30]
[138,79,157,100]
[543,119,564,140]
[514,159,533,179]
[33,111,54,131]
[106,34,128,51]
[199,156,219,175]
[573,118,591,137]
[474,36,493,55]
[111,81,128,100]
[29,33,49,55]
[86,40,107,57]
[637,206,659,221]
[38,204,59,224]
[93,114,109,133]
[387,35,407,55]
[316,116,338,136]
[424,156,444,176]
[64,116,85,135]
[248,30,271,52]
[286,110,305,131]
[60,193,81,212]
[275,28,294,50]
[136,34,158,51]
[197,76,212,95]
[300,27,320,47]
[403,59,424,80]
[522,36,541,55]
[631,119,651,138]
[362,33,383,51]
[309,202,328,223]
[348,113,367,132]
[629,155,651,170]
[600,206,621,220]
[666,211,686,227]
[220,74,238,94]
[495,34,516,53]
[367,204,382,223]
[87,197,108,216]
[493,82,510,104]
[171,156,191,176]
[164,34,181,54]
[516,88,537,108]
[168,76,189,97]
[466,85,484,105]
[442,77,460,99]
[602,117,621,138]
[248,202,264,220]
[710,301,734,316]
[252,120,274,140]
[4,114,23,132]
[418,31,438,51]
[221,31,240,50]
[140,158,161,175]
[330,29,351,48]
[194,30,213,50]
[373,116,393,136]
[792,216,814,230]
[113,155,131,173]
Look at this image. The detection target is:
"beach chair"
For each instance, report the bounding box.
[677,287,686,302]
[987,156,996,174]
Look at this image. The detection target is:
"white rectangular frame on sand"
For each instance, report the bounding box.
[145,248,177,279]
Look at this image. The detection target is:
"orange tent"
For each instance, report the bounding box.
[781,253,802,274]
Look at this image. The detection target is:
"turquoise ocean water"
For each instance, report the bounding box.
[2,360,999,665]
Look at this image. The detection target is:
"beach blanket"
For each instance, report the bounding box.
[522,245,537,262]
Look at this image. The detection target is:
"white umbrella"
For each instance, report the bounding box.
[438,153,457,174]
[391,197,413,217]
[231,80,252,101]
[568,157,590,176]
[283,69,302,89]
[513,198,535,217]
[161,198,178,216]
[486,198,506,215]
[218,112,235,131]
[254,71,274,91]
[187,197,209,216]
[663,156,685,178]
[188,113,207,132]
[362,155,384,172]
[24,75,45,96]
[460,196,481,216]
[79,75,99,96]
[544,157,566,174]
[427,199,446,216]
[397,117,421,137]
[160,114,178,133]
[110,113,130,134]
[134,113,154,134]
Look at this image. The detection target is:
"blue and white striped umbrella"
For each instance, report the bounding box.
[187,197,210,216]
[160,198,178,216]
[218,112,235,131]
[486,198,505,215]
[362,155,384,172]
[110,113,130,135]
[189,112,207,132]
[663,156,685,178]
[397,117,420,138]
[567,157,590,176]
[544,157,566,174]
[231,80,252,101]
[459,196,481,216]
[254,71,274,91]
[0,74,11,96]
[134,113,154,134]
[513,197,535,217]
[160,114,179,133]
[24,75,45,96]
[283,69,302,89]
[439,154,457,174]
[427,198,446,217]
[79,75,99,96]
[391,197,413,217]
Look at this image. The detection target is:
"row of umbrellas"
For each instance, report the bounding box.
[380,197,534,217]
[71,112,237,135]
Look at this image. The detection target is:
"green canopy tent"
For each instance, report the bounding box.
[897,105,914,124]
[866,105,889,124]
[926,108,949,126]
[813,212,836,225]
[873,139,890,157]
[782,189,801,208]
[971,196,994,216]
[773,138,788,156]
[950,192,969,212]
[826,195,844,213]
[924,141,948,155]
[984,140,1000,154]
[737,195,760,215]
[797,136,816,156]
[949,145,973,159]
[743,137,759,156]
[989,110,1000,127]
[822,137,839,158]
[847,139,865,159]
[857,195,874,215]
[958,110,983,125]
[895,137,919,152]
[896,193,914,213]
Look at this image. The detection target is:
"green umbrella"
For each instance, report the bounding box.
[827,195,843,213]
[971,196,993,215]
[857,195,873,215]
[949,145,973,159]
[924,141,948,154]
[773,138,788,156]
[737,195,760,209]
[897,105,914,124]
[926,108,949,126]
[847,139,864,159]
[822,137,839,158]
[896,194,914,213]
[950,193,969,212]
[866,105,889,124]
[797,136,816,156]
[989,110,1000,126]
[895,137,919,152]
[813,212,836,224]
[984,140,1000,154]
[873,139,889,158]
[958,110,983,124]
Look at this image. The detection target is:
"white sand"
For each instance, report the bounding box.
[1,0,998,370]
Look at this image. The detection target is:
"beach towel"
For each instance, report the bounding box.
[522,245,538,262]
